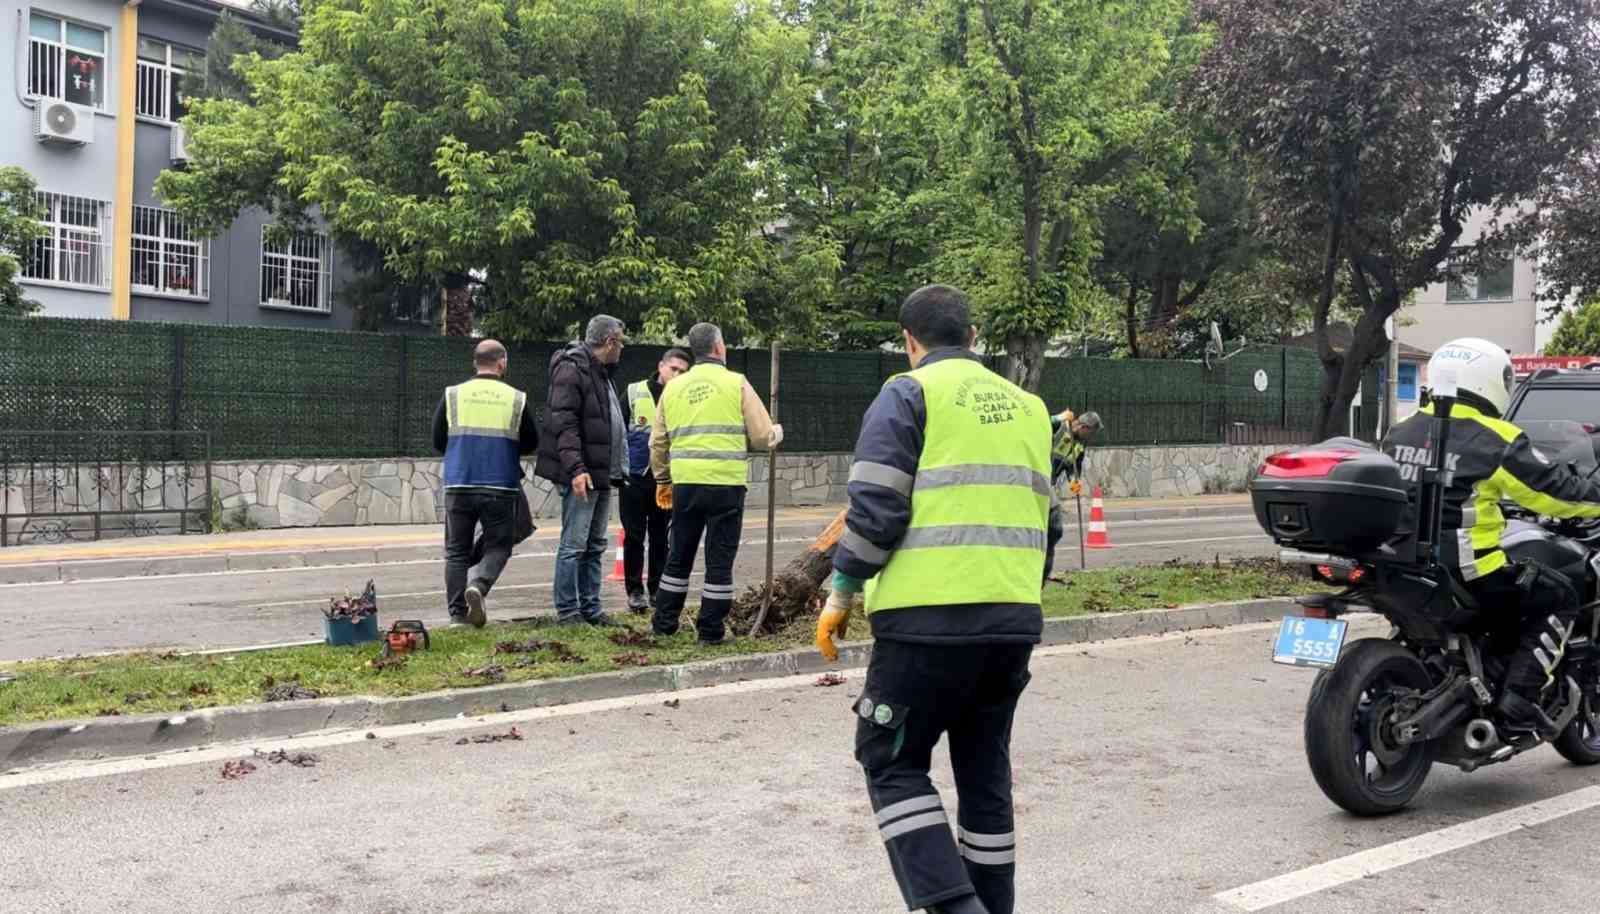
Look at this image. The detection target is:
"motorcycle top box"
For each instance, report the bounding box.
[1250,441,1408,552]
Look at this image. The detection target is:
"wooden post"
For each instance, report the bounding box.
[752,340,781,637]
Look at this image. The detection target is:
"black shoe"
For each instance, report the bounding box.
[696,635,726,648]
[929,895,990,914]
[586,613,624,628]
[463,584,488,628]
[627,592,649,613]
[1496,689,1561,738]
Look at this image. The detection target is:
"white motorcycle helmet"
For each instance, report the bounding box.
[1427,337,1515,416]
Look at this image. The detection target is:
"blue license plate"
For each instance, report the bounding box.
[1272,616,1348,669]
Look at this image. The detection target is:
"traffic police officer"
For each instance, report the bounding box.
[1384,337,1600,734]
[650,323,782,644]
[817,285,1060,914]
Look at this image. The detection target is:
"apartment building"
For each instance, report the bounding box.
[3,0,434,329]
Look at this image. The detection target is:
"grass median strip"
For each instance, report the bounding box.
[0,559,1316,726]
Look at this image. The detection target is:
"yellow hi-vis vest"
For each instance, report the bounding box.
[661,362,749,486]
[627,380,656,430]
[866,357,1053,613]
[443,377,526,490]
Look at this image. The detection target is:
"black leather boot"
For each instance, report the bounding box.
[1496,689,1560,738]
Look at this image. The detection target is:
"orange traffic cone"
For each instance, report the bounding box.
[608,527,626,581]
[1085,487,1112,549]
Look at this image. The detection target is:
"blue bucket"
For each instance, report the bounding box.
[324,613,379,647]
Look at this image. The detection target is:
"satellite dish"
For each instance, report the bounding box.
[1209,321,1225,356]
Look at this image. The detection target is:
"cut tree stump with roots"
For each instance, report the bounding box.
[731,509,848,636]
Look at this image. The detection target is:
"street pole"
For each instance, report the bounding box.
[751,340,781,637]
[1385,316,1400,436]
[1076,489,1087,570]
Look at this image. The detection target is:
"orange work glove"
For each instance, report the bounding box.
[815,587,860,662]
[1069,479,1083,497]
[655,483,673,511]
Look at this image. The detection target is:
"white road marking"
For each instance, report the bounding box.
[0,622,1274,790]
[1106,534,1265,548]
[1212,785,1600,911]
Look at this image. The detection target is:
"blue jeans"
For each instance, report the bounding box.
[554,485,613,621]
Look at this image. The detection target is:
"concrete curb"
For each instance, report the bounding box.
[0,597,1293,770]
[0,505,1254,585]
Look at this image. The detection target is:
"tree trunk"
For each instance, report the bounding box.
[442,274,472,337]
[1004,333,1046,393]
[1313,309,1393,440]
[731,509,849,635]
[1124,284,1141,359]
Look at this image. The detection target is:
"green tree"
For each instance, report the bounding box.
[1544,298,1600,357]
[1198,0,1600,438]
[918,0,1190,390]
[0,167,46,318]
[159,0,809,340]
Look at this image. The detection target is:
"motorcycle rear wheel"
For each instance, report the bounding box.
[1304,638,1435,816]
[1553,689,1600,765]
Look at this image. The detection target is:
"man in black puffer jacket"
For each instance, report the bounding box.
[536,315,629,626]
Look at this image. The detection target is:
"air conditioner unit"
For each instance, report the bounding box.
[32,100,94,146]
[170,122,190,164]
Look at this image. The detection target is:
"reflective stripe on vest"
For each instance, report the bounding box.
[627,380,655,432]
[661,363,748,486]
[865,358,1052,614]
[443,378,525,489]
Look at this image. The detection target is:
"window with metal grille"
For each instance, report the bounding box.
[136,38,201,122]
[29,13,106,109]
[260,228,331,312]
[22,192,112,289]
[132,206,209,299]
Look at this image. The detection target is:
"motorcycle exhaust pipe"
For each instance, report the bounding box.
[1464,718,1499,753]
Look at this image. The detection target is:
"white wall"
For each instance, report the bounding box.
[1402,206,1543,355]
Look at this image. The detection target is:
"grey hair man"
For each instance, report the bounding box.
[535,314,629,626]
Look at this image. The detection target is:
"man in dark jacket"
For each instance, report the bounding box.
[431,340,539,627]
[620,347,692,612]
[536,315,628,626]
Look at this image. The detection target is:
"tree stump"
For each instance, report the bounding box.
[731,508,849,635]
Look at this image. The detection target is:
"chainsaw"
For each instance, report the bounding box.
[381,620,430,657]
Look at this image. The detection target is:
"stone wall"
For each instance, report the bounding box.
[210,453,856,528]
[5,445,1279,538]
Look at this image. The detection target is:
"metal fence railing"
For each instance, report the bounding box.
[0,318,1326,462]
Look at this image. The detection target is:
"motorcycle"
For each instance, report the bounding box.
[1249,390,1600,816]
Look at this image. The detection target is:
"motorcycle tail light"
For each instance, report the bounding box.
[1259,449,1362,479]
[1347,566,1367,584]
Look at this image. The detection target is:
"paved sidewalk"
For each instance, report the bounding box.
[0,495,1251,585]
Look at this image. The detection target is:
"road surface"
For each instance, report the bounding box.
[0,513,1270,661]
[5,619,1600,913]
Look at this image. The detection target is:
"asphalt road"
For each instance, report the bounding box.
[7,620,1600,913]
[0,513,1271,661]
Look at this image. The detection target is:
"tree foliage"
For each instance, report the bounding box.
[0,167,46,318]
[159,0,811,341]
[1198,0,1600,437]
[1544,298,1600,357]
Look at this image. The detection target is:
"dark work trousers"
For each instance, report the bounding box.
[445,490,517,617]
[651,483,746,641]
[1465,562,1581,698]
[619,474,669,600]
[854,638,1034,914]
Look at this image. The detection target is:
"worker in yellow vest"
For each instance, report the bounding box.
[620,347,693,612]
[816,285,1060,914]
[649,323,782,644]
[1050,408,1101,497]
[431,340,539,628]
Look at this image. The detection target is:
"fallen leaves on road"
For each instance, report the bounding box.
[460,664,507,684]
[258,748,320,768]
[814,673,847,687]
[663,698,680,709]
[263,681,321,702]
[607,629,657,648]
[493,639,583,663]
[221,760,257,780]
[612,652,651,667]
[455,726,523,746]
